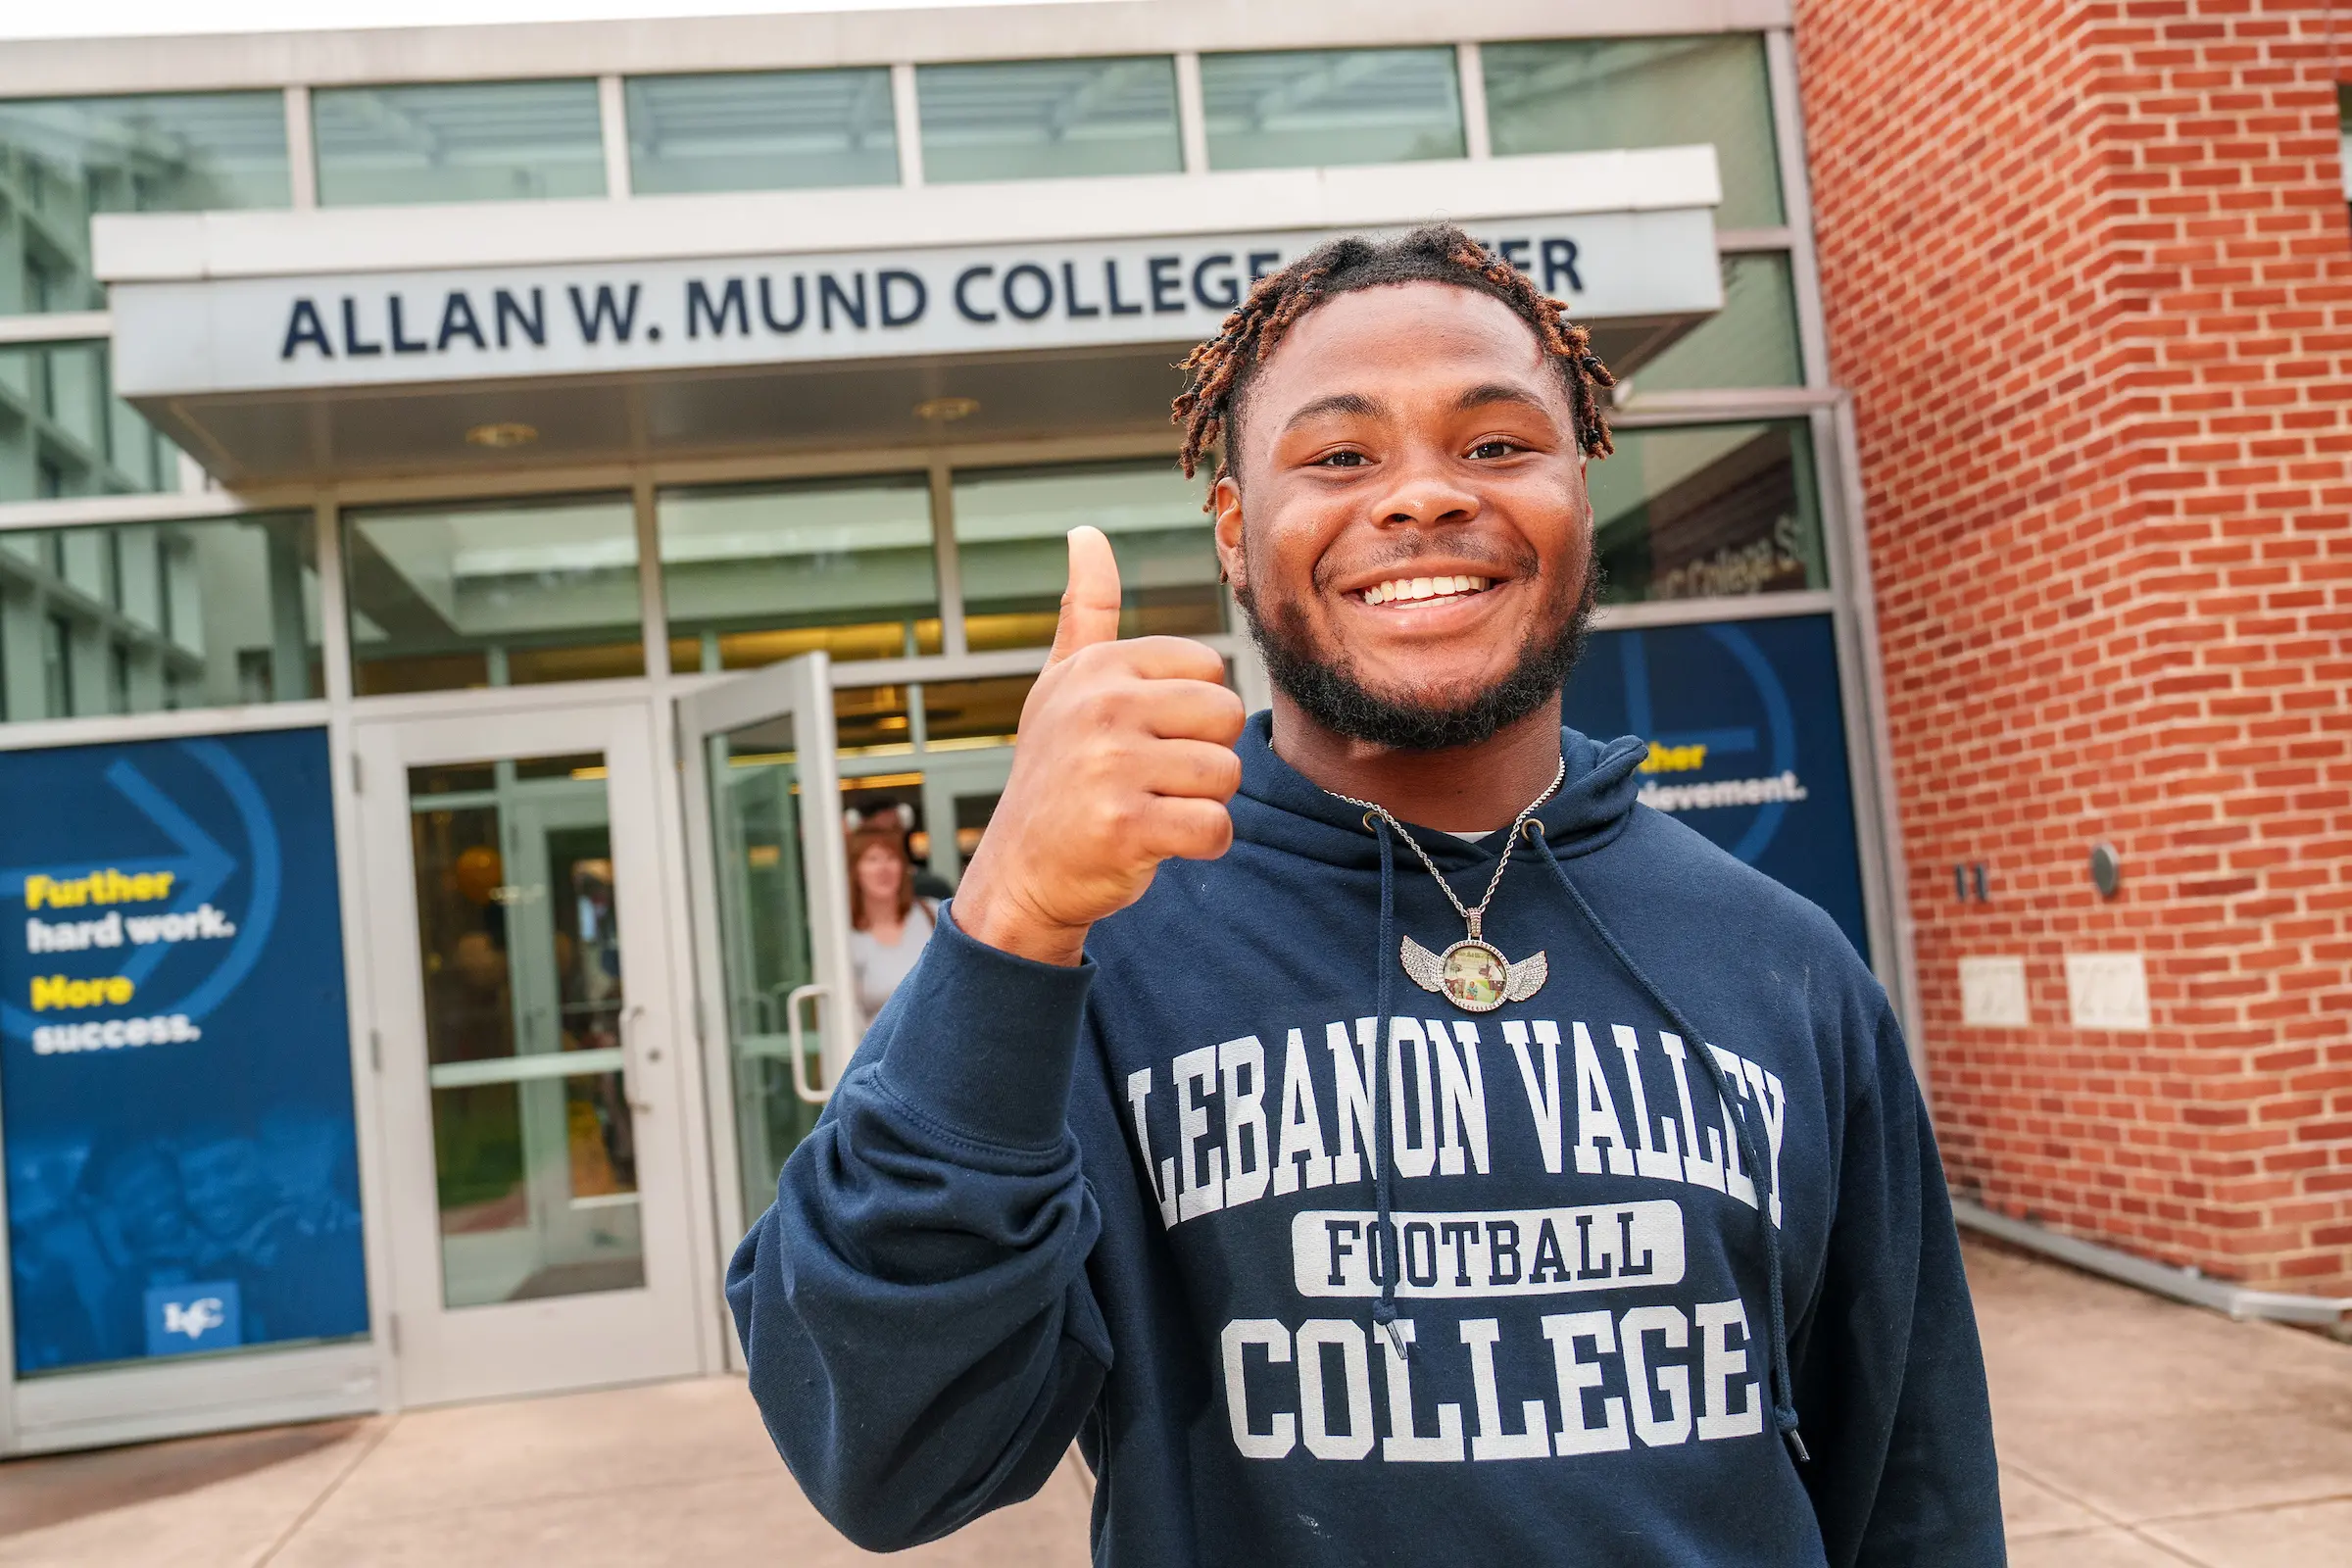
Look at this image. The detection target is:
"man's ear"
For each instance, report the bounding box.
[1212,475,1247,590]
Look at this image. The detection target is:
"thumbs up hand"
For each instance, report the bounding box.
[951,526,1247,966]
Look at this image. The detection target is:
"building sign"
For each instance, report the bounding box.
[2,728,368,1377]
[110,208,1720,399]
[1563,613,1871,960]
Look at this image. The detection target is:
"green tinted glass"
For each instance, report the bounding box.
[658,475,942,672]
[0,514,318,722]
[626,69,898,195]
[0,341,183,501]
[1589,421,1826,604]
[314,81,606,207]
[0,92,290,317]
[1484,36,1784,228]
[1202,48,1464,171]
[952,461,1220,651]
[917,58,1181,183]
[1625,254,1804,392]
[344,494,642,694]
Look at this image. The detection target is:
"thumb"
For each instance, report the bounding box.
[1047,525,1122,666]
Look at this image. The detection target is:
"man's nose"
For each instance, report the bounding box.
[1373,457,1480,528]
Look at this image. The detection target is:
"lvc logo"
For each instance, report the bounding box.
[144,1281,242,1356]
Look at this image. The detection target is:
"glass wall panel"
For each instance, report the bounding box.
[314,81,606,208]
[0,342,182,501]
[0,92,290,317]
[920,674,1032,749]
[830,675,1044,758]
[408,753,643,1307]
[1626,253,1804,392]
[0,513,318,722]
[1484,36,1785,229]
[625,69,897,195]
[1589,420,1826,605]
[702,711,819,1222]
[916,58,1181,184]
[344,494,641,695]
[952,461,1221,652]
[1201,48,1464,171]
[659,475,940,674]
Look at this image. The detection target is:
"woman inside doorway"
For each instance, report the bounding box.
[845,808,936,1033]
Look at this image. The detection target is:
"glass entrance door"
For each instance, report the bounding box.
[677,654,858,1243]
[356,702,702,1406]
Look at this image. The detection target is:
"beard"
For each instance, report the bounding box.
[1237,549,1601,754]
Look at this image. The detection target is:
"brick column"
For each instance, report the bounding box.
[1795,0,2352,1292]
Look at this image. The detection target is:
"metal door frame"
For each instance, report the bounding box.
[351,697,704,1408]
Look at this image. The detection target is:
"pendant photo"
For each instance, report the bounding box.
[1439,940,1510,1012]
[1400,933,1550,1011]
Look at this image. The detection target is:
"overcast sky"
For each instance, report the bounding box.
[0,0,1075,42]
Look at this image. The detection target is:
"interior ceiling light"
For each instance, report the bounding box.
[465,421,539,449]
[912,396,980,422]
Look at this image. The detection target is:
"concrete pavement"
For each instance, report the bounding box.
[1,1240,2345,1565]
[1974,1241,2352,1566]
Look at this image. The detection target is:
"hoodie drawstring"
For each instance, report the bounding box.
[1527,822,1809,1465]
[1365,814,1408,1359]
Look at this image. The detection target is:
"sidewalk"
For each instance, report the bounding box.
[0,1241,2345,1565]
[1975,1240,2352,1566]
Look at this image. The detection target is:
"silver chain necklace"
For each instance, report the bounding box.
[1329,755,1565,1012]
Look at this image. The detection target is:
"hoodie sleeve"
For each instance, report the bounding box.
[1793,1002,2006,1567]
[725,908,1112,1552]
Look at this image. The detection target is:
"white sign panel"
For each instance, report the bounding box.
[109,208,1721,400]
[2065,953,2151,1032]
[1957,956,2031,1028]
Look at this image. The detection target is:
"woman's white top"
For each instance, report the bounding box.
[848,901,935,1029]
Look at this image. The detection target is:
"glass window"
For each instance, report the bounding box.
[1484,36,1786,229]
[0,343,184,501]
[1201,48,1465,171]
[1589,421,1826,605]
[313,81,607,208]
[1625,253,1804,392]
[828,674,1035,758]
[407,750,645,1307]
[625,69,897,195]
[658,475,941,673]
[920,674,1032,749]
[344,494,641,695]
[916,58,1181,184]
[0,514,318,723]
[951,461,1222,652]
[0,92,290,317]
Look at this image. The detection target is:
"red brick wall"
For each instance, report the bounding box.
[1794,0,2352,1292]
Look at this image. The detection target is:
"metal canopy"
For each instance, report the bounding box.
[131,318,1694,485]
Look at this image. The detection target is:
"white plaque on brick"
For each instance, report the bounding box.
[1957,956,2031,1027]
[2065,953,2150,1031]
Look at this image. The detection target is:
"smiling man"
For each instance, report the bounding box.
[729,227,2003,1566]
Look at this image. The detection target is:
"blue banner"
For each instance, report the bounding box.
[2,727,368,1376]
[1564,613,1871,960]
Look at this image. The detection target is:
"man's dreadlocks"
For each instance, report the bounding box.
[1172,223,1618,490]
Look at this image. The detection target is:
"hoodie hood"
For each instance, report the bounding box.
[1231,710,1649,873]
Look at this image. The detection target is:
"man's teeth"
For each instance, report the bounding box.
[1361,574,1494,605]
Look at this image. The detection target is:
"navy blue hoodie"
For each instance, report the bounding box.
[730,715,2003,1565]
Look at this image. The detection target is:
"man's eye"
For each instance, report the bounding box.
[1314,451,1368,467]
[1469,439,1521,460]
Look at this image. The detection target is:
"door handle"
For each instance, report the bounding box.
[618,1004,653,1115]
[785,983,832,1104]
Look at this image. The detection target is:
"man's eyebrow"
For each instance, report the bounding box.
[1451,382,1552,415]
[1280,391,1385,429]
